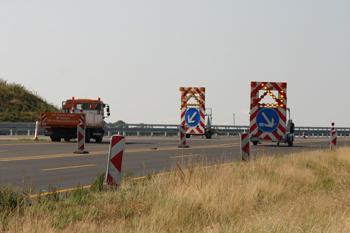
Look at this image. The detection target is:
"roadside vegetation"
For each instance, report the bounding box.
[1,147,350,232]
[0,78,60,122]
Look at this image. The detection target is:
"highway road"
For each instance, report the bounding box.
[0,135,349,195]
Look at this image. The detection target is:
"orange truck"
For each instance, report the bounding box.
[40,97,110,142]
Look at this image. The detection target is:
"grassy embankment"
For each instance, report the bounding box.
[1,147,350,232]
[0,78,60,122]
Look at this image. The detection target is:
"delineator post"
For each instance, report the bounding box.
[105,135,126,186]
[241,133,250,161]
[330,122,337,151]
[74,123,89,154]
[178,124,189,148]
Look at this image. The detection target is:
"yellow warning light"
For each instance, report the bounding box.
[264,86,267,90]
[280,104,284,107]
[270,93,273,96]
[280,90,284,94]
[273,96,276,99]
[261,83,265,87]
[179,87,184,91]
[280,99,284,103]
[271,104,274,107]
[267,89,270,93]
[276,104,279,107]
[266,103,270,107]
[200,87,205,91]
[280,94,284,98]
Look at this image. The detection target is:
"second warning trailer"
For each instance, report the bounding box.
[249,81,294,146]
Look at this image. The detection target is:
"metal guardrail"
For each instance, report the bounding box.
[0,122,349,138]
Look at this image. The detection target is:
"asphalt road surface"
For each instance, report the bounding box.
[0,135,349,195]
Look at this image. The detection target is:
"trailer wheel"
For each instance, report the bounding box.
[205,131,212,139]
[252,141,258,146]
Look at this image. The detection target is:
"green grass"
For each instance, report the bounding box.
[0,78,60,122]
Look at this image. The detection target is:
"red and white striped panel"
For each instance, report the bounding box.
[41,113,47,123]
[250,82,287,141]
[331,131,337,151]
[79,115,85,124]
[240,133,250,161]
[105,136,126,186]
[77,124,85,151]
[180,87,205,134]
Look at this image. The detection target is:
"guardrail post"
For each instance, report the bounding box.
[164,132,167,137]
[108,131,111,136]
[123,131,126,136]
[10,129,13,136]
[151,132,154,137]
[27,130,30,135]
[137,131,140,137]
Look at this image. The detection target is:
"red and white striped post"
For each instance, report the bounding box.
[71,106,75,113]
[74,123,88,154]
[330,122,337,151]
[241,133,250,161]
[302,130,306,139]
[178,124,189,148]
[105,136,126,186]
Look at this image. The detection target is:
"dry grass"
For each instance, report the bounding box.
[2,147,350,232]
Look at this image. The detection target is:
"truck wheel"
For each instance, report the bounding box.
[252,141,258,146]
[205,131,212,139]
[186,134,191,138]
[64,137,71,142]
[288,140,293,147]
[95,136,103,143]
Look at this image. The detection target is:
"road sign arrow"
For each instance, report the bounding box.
[262,112,275,128]
[187,112,197,123]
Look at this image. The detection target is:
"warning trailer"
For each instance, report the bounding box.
[250,81,294,146]
[179,87,214,139]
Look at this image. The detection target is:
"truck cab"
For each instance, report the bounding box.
[42,97,110,143]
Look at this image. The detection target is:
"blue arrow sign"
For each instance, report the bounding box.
[185,108,201,127]
[256,108,279,132]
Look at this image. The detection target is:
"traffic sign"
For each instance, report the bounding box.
[185,108,200,127]
[256,108,279,132]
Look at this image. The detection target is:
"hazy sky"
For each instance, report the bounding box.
[1,1,349,127]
